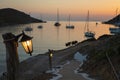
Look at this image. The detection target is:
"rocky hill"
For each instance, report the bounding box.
[103,14,120,26]
[79,35,120,80]
[0,8,45,26]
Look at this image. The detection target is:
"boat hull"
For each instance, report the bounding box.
[24,27,33,31]
[54,22,61,26]
[66,25,74,29]
[109,27,120,34]
[85,32,95,37]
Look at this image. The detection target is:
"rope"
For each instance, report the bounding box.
[106,52,120,80]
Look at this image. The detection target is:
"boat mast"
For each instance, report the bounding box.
[86,10,89,32]
[116,8,119,16]
[69,14,70,26]
[57,8,59,22]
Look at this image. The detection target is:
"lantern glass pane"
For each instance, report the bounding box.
[21,40,33,54]
[50,53,53,57]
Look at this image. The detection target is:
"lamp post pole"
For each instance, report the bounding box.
[2,33,19,80]
[48,49,53,70]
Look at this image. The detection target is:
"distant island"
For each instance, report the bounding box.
[0,8,46,27]
[103,14,120,26]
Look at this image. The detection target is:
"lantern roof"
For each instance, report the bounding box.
[19,33,33,42]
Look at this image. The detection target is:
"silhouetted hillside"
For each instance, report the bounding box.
[103,14,120,26]
[79,35,120,80]
[0,8,45,26]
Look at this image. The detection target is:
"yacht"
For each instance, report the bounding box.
[84,11,95,38]
[66,14,74,29]
[54,9,61,26]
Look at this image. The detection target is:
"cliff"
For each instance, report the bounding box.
[79,35,120,80]
[103,14,120,26]
[0,8,45,26]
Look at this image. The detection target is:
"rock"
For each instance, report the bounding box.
[0,8,45,27]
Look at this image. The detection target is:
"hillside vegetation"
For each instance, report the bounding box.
[79,35,120,80]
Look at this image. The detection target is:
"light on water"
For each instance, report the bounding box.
[0,21,112,74]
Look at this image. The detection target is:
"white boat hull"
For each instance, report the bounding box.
[109,27,120,34]
[85,32,95,37]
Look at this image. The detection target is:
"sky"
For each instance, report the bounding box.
[0,0,120,21]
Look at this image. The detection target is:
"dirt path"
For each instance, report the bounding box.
[58,60,87,80]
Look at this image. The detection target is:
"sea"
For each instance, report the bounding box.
[0,21,115,75]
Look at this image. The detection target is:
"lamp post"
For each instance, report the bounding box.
[48,49,53,70]
[2,31,33,80]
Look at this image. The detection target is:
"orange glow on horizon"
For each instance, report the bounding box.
[0,0,120,20]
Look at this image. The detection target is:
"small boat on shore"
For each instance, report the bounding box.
[66,14,74,29]
[84,11,95,38]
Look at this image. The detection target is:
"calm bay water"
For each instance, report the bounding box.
[0,21,113,74]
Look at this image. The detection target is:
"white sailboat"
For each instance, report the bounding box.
[109,27,120,34]
[84,11,95,38]
[66,14,74,29]
[54,9,61,26]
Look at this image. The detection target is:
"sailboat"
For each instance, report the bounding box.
[54,9,61,26]
[66,14,74,29]
[84,11,95,38]
[25,13,33,31]
[38,15,43,29]
[109,27,120,34]
[25,26,33,31]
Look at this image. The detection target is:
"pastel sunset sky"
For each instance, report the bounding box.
[0,0,120,21]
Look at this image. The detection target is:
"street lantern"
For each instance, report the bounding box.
[50,52,53,57]
[19,32,33,56]
[2,31,33,80]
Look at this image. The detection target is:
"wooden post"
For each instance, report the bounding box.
[2,33,19,80]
